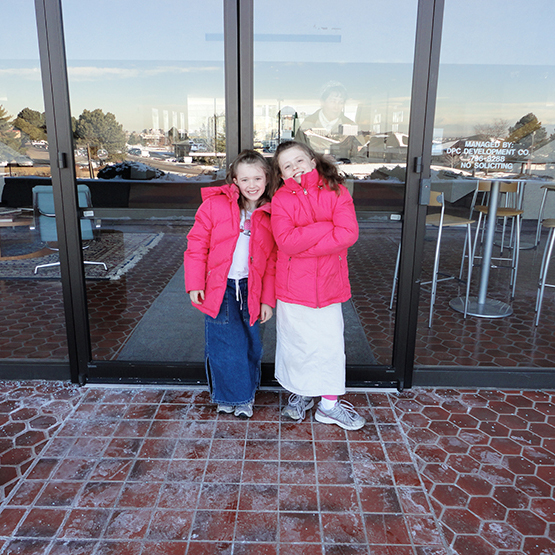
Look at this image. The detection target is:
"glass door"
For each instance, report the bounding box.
[253,0,420,378]
[415,0,555,379]
[0,1,68,368]
[60,0,226,376]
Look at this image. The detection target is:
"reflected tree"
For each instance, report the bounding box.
[473,118,509,139]
[507,113,546,149]
[74,109,127,161]
[0,105,26,154]
[127,132,144,146]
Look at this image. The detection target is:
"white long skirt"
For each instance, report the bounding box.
[275,300,346,397]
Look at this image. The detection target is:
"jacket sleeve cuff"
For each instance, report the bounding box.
[261,275,276,307]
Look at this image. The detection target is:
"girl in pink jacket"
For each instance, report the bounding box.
[271,141,365,430]
[184,150,276,418]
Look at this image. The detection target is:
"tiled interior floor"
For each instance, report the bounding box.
[1,219,555,368]
[1,381,554,555]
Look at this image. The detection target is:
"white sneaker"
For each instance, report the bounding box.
[315,400,365,430]
[234,403,253,418]
[217,404,235,414]
[281,394,314,421]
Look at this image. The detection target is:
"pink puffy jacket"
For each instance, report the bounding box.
[271,168,358,308]
[184,183,276,325]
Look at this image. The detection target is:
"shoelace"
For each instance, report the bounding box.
[288,393,308,420]
[331,400,361,424]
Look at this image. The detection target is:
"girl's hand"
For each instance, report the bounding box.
[189,290,205,304]
[259,303,273,323]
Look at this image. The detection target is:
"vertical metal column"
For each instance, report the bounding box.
[224,0,240,161]
[393,0,445,389]
[238,0,253,152]
[225,0,253,160]
[34,0,91,384]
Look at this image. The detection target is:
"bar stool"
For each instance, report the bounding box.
[535,219,555,325]
[471,181,523,298]
[535,184,555,246]
[390,191,474,327]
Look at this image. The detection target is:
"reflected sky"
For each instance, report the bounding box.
[1,1,554,137]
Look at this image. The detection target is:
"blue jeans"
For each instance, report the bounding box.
[205,278,262,405]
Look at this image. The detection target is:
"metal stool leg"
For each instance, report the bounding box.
[510,214,521,299]
[535,188,549,246]
[429,224,444,328]
[389,243,401,310]
[463,222,473,318]
[535,227,555,326]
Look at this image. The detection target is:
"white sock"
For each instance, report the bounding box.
[320,397,337,411]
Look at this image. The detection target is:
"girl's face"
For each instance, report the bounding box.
[233,162,267,208]
[278,146,316,183]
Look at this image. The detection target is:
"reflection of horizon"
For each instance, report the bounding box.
[4,60,555,135]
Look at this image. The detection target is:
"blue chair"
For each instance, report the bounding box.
[32,185,107,274]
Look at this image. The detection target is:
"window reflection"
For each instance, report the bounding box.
[416,0,555,369]
[254,0,417,215]
[62,0,226,208]
[254,1,419,369]
[60,0,228,363]
[0,1,67,361]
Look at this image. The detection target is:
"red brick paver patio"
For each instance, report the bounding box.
[1,381,554,554]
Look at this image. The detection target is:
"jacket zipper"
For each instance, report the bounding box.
[224,205,242,278]
[287,257,292,290]
[315,260,319,308]
[338,255,344,288]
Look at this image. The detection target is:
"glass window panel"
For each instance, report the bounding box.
[61,0,225,363]
[416,0,555,368]
[254,0,418,367]
[0,2,67,361]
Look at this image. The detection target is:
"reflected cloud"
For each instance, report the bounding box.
[68,65,221,81]
[0,68,41,80]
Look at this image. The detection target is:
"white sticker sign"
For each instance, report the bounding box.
[445,140,530,171]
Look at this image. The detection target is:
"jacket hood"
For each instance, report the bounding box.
[282,168,320,191]
[201,183,239,202]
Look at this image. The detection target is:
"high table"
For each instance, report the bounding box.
[430,179,477,203]
[450,178,514,318]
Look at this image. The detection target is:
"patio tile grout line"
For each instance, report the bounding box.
[78,387,167,553]
[388,390,454,554]
[310,401,325,555]
[347,391,372,552]
[182,392,214,553]
[131,389,185,555]
[228,410,248,551]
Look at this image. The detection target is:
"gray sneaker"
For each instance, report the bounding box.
[234,403,253,418]
[282,394,314,421]
[217,404,235,414]
[315,400,365,430]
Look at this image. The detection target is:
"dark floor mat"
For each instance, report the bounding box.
[117,265,376,365]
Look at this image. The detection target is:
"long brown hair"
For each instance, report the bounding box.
[270,141,344,197]
[226,149,272,210]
